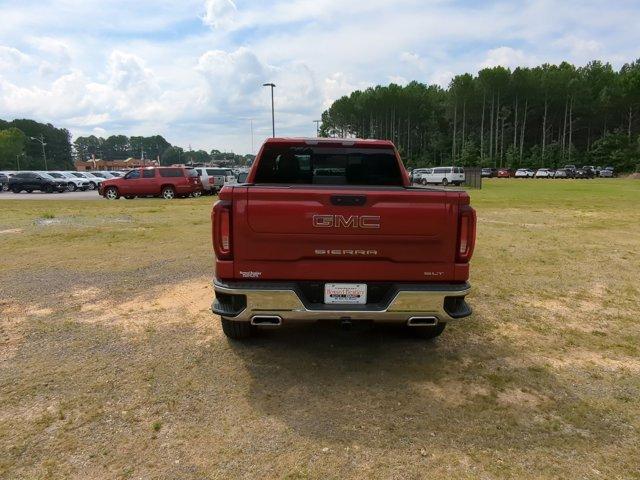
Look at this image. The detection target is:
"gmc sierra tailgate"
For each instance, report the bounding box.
[231,186,462,282]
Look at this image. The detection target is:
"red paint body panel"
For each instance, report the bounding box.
[213,138,475,283]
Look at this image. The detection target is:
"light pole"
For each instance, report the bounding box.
[250,118,254,154]
[263,83,276,137]
[313,120,321,137]
[30,135,47,170]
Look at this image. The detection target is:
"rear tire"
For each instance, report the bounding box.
[406,323,446,340]
[221,317,255,340]
[87,182,96,191]
[12,187,21,194]
[442,178,449,186]
[67,183,77,192]
[162,186,176,200]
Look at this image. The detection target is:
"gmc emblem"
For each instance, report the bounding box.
[312,215,380,229]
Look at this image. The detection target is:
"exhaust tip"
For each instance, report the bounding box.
[250,315,282,327]
[407,316,438,327]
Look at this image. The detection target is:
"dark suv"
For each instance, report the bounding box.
[0,173,9,192]
[99,167,202,199]
[8,172,67,193]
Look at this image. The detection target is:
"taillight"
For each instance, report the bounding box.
[456,205,476,263]
[213,200,233,260]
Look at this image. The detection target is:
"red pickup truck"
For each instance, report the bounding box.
[212,138,476,340]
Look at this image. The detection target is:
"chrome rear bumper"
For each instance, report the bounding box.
[212,279,472,324]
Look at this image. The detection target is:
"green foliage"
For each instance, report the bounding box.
[321,59,640,172]
[589,133,640,171]
[0,118,73,170]
[0,127,26,169]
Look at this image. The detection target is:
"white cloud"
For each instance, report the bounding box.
[479,47,537,69]
[202,0,237,29]
[0,45,32,70]
[554,35,603,63]
[0,0,639,153]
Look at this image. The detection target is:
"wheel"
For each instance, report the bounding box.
[191,191,202,198]
[67,183,77,192]
[87,182,96,191]
[406,323,446,340]
[124,195,135,200]
[162,186,176,200]
[221,317,255,340]
[12,187,21,194]
[104,186,120,200]
[421,178,427,185]
[442,178,449,186]
[1,184,8,192]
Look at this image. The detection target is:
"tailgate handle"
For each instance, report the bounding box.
[330,195,366,206]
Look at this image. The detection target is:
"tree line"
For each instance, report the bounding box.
[0,119,253,170]
[320,60,640,172]
[74,135,252,166]
[0,119,73,170]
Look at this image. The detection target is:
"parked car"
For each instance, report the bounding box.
[212,137,476,340]
[421,166,465,186]
[410,168,430,183]
[553,169,569,179]
[599,167,614,178]
[481,168,497,178]
[8,171,67,193]
[515,168,534,178]
[574,168,591,179]
[582,166,596,178]
[535,168,553,178]
[194,167,236,194]
[90,171,117,179]
[108,171,125,178]
[67,172,103,190]
[99,166,202,199]
[0,172,8,191]
[497,168,513,178]
[45,171,90,191]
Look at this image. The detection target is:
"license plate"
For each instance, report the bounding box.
[324,283,367,305]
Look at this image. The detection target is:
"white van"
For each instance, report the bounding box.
[419,166,465,186]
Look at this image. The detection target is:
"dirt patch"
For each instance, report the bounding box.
[497,388,548,408]
[544,350,640,373]
[0,228,23,235]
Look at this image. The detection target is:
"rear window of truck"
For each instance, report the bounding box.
[253,147,403,186]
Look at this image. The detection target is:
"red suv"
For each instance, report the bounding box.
[99,167,202,200]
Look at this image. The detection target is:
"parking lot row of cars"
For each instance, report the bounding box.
[0,167,250,199]
[481,165,616,179]
[0,170,126,193]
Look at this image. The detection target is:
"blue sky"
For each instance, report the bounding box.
[0,0,638,154]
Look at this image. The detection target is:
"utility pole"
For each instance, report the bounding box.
[313,120,321,137]
[263,83,276,137]
[30,135,47,170]
[250,118,254,155]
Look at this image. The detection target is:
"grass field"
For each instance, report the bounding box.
[1,179,639,479]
